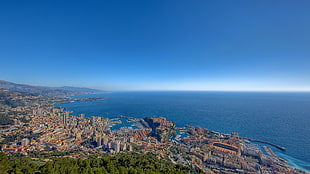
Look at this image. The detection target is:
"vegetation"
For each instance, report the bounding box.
[0,114,13,125]
[0,152,203,174]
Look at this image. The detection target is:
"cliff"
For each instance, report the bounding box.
[143,117,176,143]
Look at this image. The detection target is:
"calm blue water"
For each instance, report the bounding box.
[56,91,310,172]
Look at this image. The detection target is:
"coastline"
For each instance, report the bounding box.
[52,97,106,105]
[55,91,310,172]
[2,88,308,173]
[55,107,308,173]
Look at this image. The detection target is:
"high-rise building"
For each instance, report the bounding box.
[95,136,103,147]
[21,138,30,146]
[76,132,82,139]
[111,140,121,153]
[63,111,69,125]
[37,109,42,115]
[103,137,109,146]
[91,116,96,126]
[128,144,133,151]
[62,114,66,125]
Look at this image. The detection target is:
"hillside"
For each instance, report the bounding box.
[0,80,104,97]
[0,152,202,174]
[0,88,48,125]
[0,88,35,107]
[46,86,105,94]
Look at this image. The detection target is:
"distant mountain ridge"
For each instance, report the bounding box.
[0,80,105,97]
[46,86,104,94]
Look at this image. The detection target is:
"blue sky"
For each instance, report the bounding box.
[1,0,310,91]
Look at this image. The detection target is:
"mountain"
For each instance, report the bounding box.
[0,80,105,97]
[0,88,40,108]
[46,86,105,94]
[0,88,43,125]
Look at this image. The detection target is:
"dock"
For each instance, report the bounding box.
[242,137,286,151]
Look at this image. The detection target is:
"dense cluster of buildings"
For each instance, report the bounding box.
[0,91,307,174]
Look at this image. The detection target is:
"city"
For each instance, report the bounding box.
[0,87,306,174]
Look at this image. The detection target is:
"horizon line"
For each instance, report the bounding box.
[2,79,310,93]
[108,89,310,93]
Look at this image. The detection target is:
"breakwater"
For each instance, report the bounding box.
[242,137,286,151]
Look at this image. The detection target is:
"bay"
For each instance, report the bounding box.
[56,91,310,172]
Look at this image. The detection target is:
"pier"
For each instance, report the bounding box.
[242,137,286,151]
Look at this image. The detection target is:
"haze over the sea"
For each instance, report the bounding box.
[1,0,310,92]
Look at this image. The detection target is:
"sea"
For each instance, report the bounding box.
[56,91,310,172]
